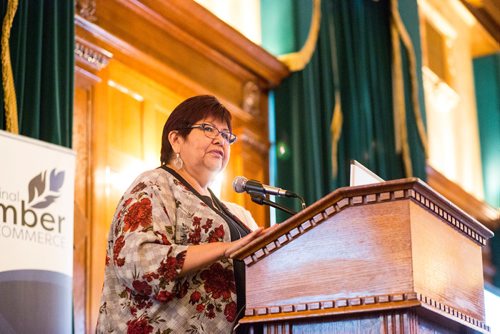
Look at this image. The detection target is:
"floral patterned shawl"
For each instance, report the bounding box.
[96,167,252,333]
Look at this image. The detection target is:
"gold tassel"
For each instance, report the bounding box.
[1,0,19,134]
[390,0,429,177]
[390,2,412,177]
[279,0,321,72]
[330,92,343,178]
[391,17,403,154]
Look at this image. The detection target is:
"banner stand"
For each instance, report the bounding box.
[0,130,75,333]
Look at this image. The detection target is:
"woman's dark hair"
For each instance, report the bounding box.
[160,95,232,165]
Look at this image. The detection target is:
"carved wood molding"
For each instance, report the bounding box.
[81,0,288,89]
[459,0,500,44]
[239,129,269,155]
[243,292,489,332]
[243,293,423,323]
[75,37,112,71]
[417,293,489,332]
[242,81,260,117]
[242,180,492,267]
[244,292,420,318]
[427,165,499,231]
[76,0,97,22]
[74,1,288,118]
[130,0,290,87]
[409,189,488,245]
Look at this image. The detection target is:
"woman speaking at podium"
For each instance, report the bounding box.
[96,95,264,333]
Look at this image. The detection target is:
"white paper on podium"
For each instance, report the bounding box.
[349,160,384,186]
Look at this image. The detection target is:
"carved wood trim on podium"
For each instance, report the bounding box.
[426,165,499,231]
[233,178,493,333]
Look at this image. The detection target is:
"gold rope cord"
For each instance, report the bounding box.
[279,0,321,72]
[390,0,429,177]
[1,0,19,134]
[330,92,343,177]
[390,3,412,177]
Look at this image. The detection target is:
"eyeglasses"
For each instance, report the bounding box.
[184,123,237,145]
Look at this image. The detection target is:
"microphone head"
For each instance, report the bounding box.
[232,176,248,193]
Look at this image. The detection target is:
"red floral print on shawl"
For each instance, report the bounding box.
[200,262,235,300]
[132,280,152,296]
[130,182,147,194]
[123,198,152,232]
[189,291,201,304]
[154,231,172,245]
[157,253,183,282]
[208,224,225,243]
[224,301,237,322]
[96,170,239,333]
[132,292,152,311]
[201,218,213,232]
[113,235,126,266]
[154,290,174,303]
[206,304,216,319]
[188,216,202,244]
[126,317,153,334]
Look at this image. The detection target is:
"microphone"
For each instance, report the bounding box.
[232,176,295,197]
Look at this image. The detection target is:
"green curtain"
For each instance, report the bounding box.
[473,54,500,288]
[271,0,335,220]
[397,0,427,179]
[473,54,500,209]
[0,0,74,148]
[265,0,427,222]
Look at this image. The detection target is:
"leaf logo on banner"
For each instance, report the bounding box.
[28,171,47,203]
[28,169,65,209]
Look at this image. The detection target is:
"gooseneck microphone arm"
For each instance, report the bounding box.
[233,176,306,216]
[233,177,306,206]
[249,192,297,216]
[294,194,307,210]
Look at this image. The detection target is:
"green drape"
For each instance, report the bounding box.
[473,54,500,209]
[265,0,427,222]
[473,54,500,288]
[272,0,335,219]
[0,0,74,148]
[397,0,427,179]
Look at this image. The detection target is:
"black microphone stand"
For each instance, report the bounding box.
[249,192,297,216]
[291,193,307,210]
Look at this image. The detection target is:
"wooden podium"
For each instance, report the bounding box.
[233,178,494,333]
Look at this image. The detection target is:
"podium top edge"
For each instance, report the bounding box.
[233,177,494,260]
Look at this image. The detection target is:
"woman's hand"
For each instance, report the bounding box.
[224,227,265,258]
[181,226,274,276]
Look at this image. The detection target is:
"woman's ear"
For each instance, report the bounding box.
[168,130,182,153]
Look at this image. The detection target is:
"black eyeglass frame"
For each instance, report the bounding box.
[182,123,237,145]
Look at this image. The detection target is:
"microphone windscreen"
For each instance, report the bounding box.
[232,176,248,193]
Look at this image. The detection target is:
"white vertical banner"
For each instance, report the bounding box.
[0,130,75,333]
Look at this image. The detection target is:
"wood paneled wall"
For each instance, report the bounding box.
[73,1,289,332]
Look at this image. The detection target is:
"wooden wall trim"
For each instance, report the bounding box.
[239,129,269,155]
[75,37,112,71]
[75,14,267,124]
[460,0,500,44]
[134,0,290,87]
[85,0,289,90]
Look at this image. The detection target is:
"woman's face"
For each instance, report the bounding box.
[176,117,231,181]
